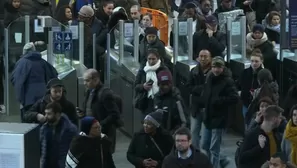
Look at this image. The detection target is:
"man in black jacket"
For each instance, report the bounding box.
[24,78,78,126]
[78,68,120,153]
[162,127,212,168]
[193,15,226,59]
[197,56,238,168]
[239,105,283,168]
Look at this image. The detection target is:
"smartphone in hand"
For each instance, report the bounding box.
[147,79,154,85]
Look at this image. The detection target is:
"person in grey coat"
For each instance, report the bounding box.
[282,104,297,165]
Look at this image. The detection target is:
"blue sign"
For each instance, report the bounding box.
[64,32,72,41]
[54,43,62,52]
[64,42,72,51]
[289,0,297,49]
[54,32,63,42]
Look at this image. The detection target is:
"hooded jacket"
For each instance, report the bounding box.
[11,51,58,107]
[196,68,238,129]
[24,94,78,126]
[162,145,212,168]
[4,0,22,28]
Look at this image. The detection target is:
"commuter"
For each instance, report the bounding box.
[72,0,94,18]
[282,85,297,120]
[40,102,78,168]
[141,0,170,15]
[261,152,297,168]
[213,0,238,19]
[139,27,170,68]
[130,4,142,20]
[197,0,213,18]
[239,48,263,123]
[193,15,226,59]
[153,70,187,133]
[4,0,22,28]
[196,56,238,168]
[282,105,297,165]
[113,0,139,19]
[235,0,256,29]
[246,24,277,78]
[77,69,120,153]
[24,78,78,126]
[54,5,73,25]
[182,2,205,32]
[162,127,213,168]
[246,68,279,125]
[66,116,116,168]
[127,111,174,168]
[187,49,212,149]
[252,0,274,24]
[140,13,154,41]
[134,49,168,118]
[96,1,114,26]
[20,0,52,16]
[11,42,58,122]
[178,0,199,16]
[239,105,283,168]
[264,11,281,44]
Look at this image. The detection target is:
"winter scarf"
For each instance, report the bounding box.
[143,59,161,98]
[246,32,268,50]
[284,120,297,165]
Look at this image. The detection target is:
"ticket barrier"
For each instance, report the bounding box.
[107,20,141,136]
[282,53,297,95]
[4,16,78,119]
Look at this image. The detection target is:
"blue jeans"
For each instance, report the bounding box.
[242,105,248,129]
[190,115,202,149]
[201,124,224,168]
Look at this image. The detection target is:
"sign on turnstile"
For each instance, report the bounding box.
[52,31,72,64]
[289,0,297,49]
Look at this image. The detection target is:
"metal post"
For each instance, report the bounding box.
[279,1,287,96]
[79,22,84,65]
[47,31,54,65]
[187,18,193,60]
[119,20,124,66]
[106,33,111,88]
[92,34,96,69]
[240,16,246,60]
[226,17,232,63]
[133,20,139,63]
[173,19,178,85]
[25,15,30,44]
[4,29,9,116]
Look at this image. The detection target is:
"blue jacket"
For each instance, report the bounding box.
[40,114,78,168]
[11,51,58,106]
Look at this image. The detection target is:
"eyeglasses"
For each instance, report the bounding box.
[175,139,188,143]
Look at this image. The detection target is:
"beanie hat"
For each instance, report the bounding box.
[80,116,97,135]
[144,111,163,127]
[157,70,173,84]
[47,78,64,89]
[252,24,265,33]
[212,56,225,67]
[23,42,36,54]
[145,27,158,35]
[78,5,94,18]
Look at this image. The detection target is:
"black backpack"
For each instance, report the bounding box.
[98,87,124,128]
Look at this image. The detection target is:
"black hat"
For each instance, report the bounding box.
[252,24,265,33]
[205,15,218,25]
[80,116,97,135]
[145,27,158,35]
[47,78,64,89]
[144,111,163,127]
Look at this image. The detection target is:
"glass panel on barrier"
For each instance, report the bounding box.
[230,16,243,60]
[176,18,190,62]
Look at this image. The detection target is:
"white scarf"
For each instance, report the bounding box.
[143,60,161,98]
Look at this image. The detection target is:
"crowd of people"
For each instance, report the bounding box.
[1,0,296,167]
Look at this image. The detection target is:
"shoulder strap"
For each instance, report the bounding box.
[149,136,164,157]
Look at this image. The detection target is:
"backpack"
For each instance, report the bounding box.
[98,87,124,128]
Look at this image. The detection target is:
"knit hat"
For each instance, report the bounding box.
[47,78,64,89]
[144,111,163,127]
[145,27,158,35]
[205,15,218,25]
[80,116,98,135]
[157,70,173,84]
[23,42,36,54]
[78,5,94,18]
[252,24,265,33]
[212,56,225,67]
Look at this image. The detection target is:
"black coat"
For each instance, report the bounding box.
[24,94,78,126]
[162,145,212,168]
[66,135,116,168]
[193,30,226,59]
[197,68,238,129]
[83,85,119,135]
[239,66,262,107]
[127,128,174,168]
[4,2,22,28]
[239,125,282,168]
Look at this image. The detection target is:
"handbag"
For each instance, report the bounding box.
[134,92,148,111]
